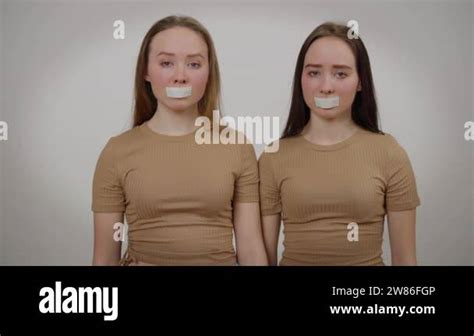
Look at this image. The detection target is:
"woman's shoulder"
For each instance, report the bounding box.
[260,135,302,157]
[110,125,143,142]
[358,129,412,164]
[358,128,404,149]
[101,125,145,154]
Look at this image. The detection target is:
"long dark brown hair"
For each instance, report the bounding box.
[132,15,221,127]
[282,22,382,138]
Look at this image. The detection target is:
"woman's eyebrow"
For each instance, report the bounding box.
[156,51,174,57]
[304,63,352,69]
[332,64,352,69]
[186,53,205,59]
[155,52,205,59]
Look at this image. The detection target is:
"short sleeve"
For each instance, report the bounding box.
[258,151,281,216]
[384,138,421,212]
[233,143,260,203]
[92,137,126,213]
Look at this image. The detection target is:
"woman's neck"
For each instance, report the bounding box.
[302,110,359,145]
[147,103,200,136]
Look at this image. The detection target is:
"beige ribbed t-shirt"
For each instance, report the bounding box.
[258,128,421,266]
[92,123,259,266]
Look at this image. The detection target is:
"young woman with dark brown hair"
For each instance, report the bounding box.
[259,22,420,266]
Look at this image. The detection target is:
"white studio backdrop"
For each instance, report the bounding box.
[0,0,472,265]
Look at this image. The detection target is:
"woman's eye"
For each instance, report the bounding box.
[309,71,320,77]
[160,61,173,67]
[335,71,348,79]
[189,62,201,69]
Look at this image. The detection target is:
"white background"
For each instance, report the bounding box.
[0,0,472,265]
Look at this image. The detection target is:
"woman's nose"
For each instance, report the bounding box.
[173,64,188,84]
[319,76,335,94]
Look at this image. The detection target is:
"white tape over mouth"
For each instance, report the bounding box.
[315,96,340,109]
[166,86,192,98]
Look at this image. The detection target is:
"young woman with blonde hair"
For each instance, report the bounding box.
[92,16,267,266]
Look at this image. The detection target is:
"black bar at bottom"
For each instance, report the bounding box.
[0,266,472,334]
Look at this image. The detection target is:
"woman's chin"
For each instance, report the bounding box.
[313,108,342,120]
[163,99,195,112]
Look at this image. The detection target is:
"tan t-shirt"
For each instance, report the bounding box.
[258,128,421,266]
[92,123,259,265]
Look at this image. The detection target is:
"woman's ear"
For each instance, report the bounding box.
[357,81,362,92]
[144,74,150,82]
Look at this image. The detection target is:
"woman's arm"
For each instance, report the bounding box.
[233,202,268,266]
[261,214,281,266]
[92,212,124,266]
[387,209,417,266]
